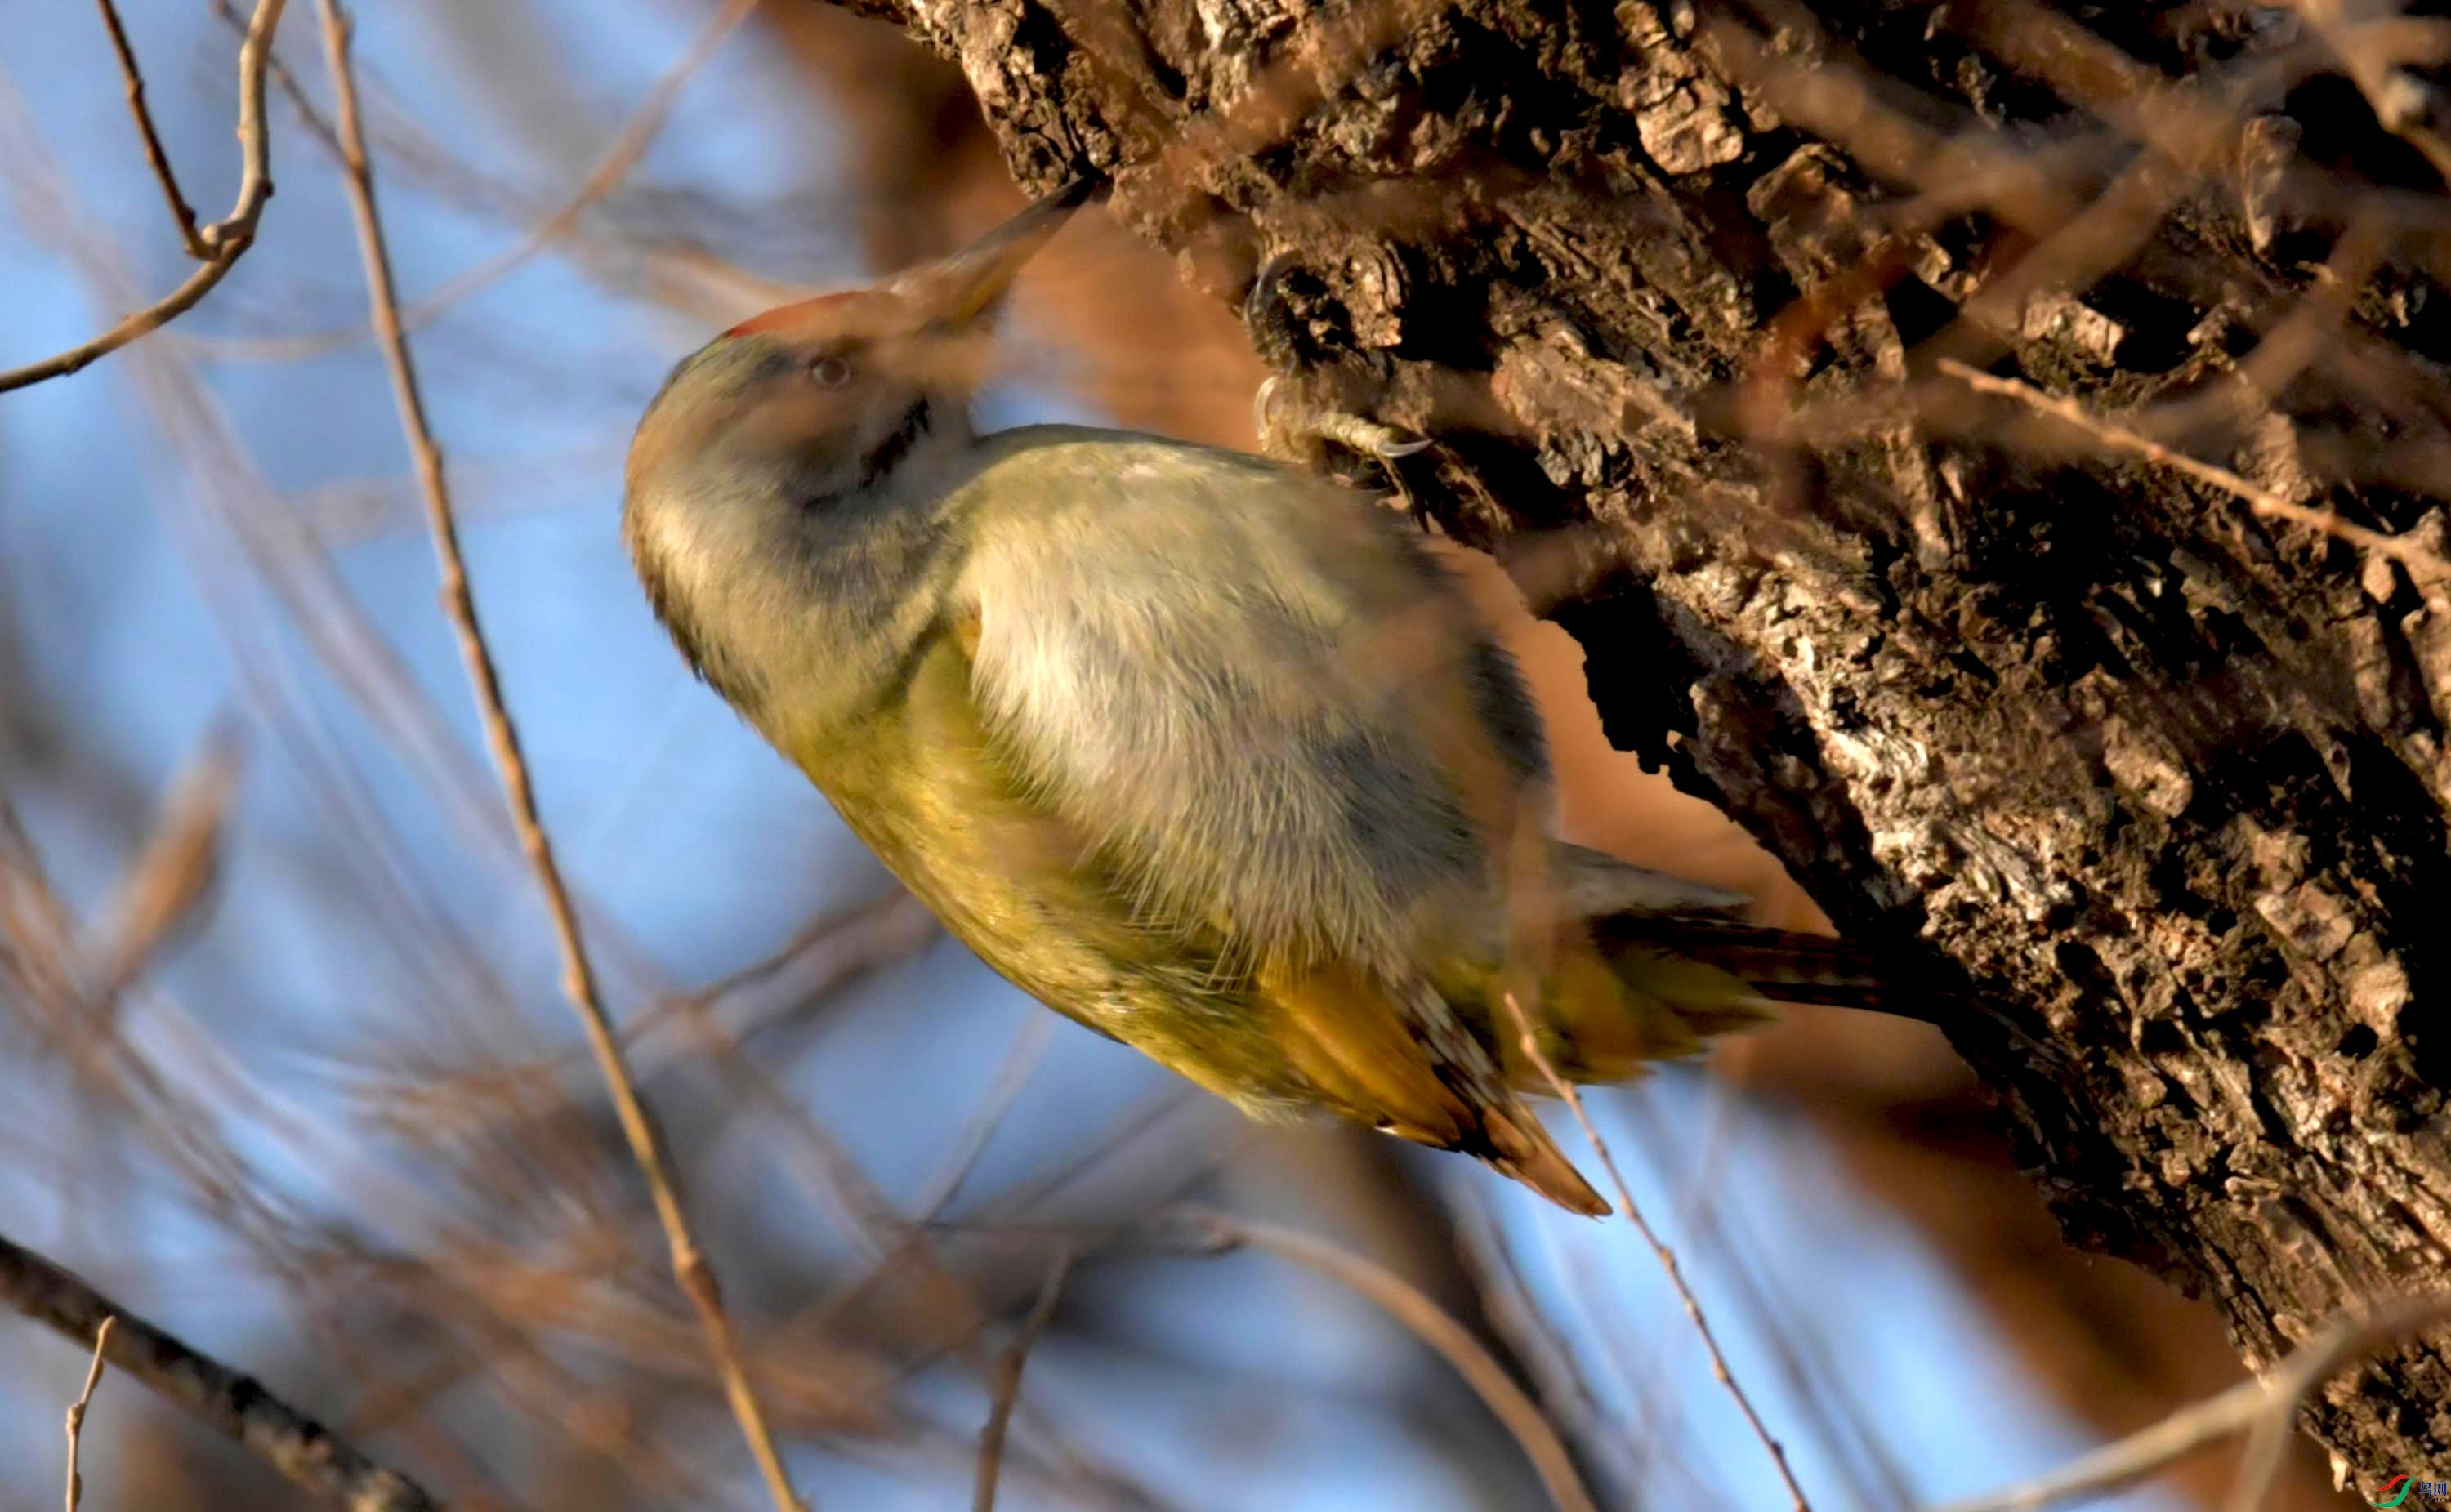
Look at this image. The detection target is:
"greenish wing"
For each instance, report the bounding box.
[947,430,1511,975]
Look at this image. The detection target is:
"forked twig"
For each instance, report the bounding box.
[1930,1292,2451,1512]
[0,1233,436,1510]
[973,1251,1073,1512]
[306,2,803,1508]
[62,1316,113,1512]
[1499,994,1814,1512]
[0,0,287,392]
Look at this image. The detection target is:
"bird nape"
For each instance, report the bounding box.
[620,180,1895,1216]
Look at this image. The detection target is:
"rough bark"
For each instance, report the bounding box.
[809,0,2451,1486]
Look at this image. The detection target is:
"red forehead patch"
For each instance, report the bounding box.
[724,291,859,339]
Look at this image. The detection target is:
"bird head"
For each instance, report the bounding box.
[627,179,1096,515]
[622,181,1095,722]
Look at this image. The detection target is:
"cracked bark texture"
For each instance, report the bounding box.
[811,0,2451,1486]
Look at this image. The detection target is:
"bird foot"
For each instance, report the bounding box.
[1254,377,1431,507]
[1243,252,1432,505]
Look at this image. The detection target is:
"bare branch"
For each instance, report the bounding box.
[1940,359,2451,580]
[0,0,287,393]
[62,1315,113,1512]
[0,1233,437,1510]
[1498,994,1813,1512]
[91,0,207,257]
[1931,1293,2451,1512]
[972,1251,1071,1512]
[306,2,806,1508]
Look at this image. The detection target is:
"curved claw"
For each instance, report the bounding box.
[1246,262,1434,474]
[1253,376,1288,452]
[1315,411,1430,464]
[1256,377,1434,479]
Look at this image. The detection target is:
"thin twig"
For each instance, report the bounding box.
[1163,1206,1601,1512]
[1940,358,2451,579]
[0,1233,437,1510]
[224,0,758,361]
[2222,1301,2451,1511]
[91,0,206,256]
[62,1315,114,1512]
[0,0,286,392]
[1930,1292,2451,1512]
[306,4,804,1510]
[1498,993,1814,1512]
[208,0,339,154]
[1449,1181,1644,1501]
[973,1251,1072,1512]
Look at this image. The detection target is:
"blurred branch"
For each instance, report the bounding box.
[197,0,802,351]
[0,0,286,393]
[1931,1292,2451,1512]
[1940,359,2451,579]
[80,721,243,1006]
[384,890,939,1168]
[1159,1207,1599,1512]
[2286,0,2451,186]
[1498,995,1811,1512]
[91,0,206,256]
[1612,1083,1921,1509]
[61,1314,111,1512]
[971,1251,1070,1512]
[913,1014,1055,1220]
[306,3,804,1510]
[1448,1184,1643,1501]
[0,1233,436,1510]
[234,0,759,361]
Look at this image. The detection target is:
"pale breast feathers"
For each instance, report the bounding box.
[952,436,1547,969]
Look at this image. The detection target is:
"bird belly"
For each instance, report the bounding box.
[786,640,1324,1121]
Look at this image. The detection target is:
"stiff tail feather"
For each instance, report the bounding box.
[1592,914,1895,1015]
[1508,909,1907,1093]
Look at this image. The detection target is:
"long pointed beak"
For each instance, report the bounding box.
[891,176,1104,330]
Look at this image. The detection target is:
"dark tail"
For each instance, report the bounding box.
[1591,914,1927,1020]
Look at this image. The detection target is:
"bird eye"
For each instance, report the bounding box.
[810,355,853,387]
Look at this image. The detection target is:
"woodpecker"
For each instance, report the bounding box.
[621,181,1880,1214]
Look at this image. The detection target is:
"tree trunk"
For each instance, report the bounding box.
[811,0,2451,1484]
